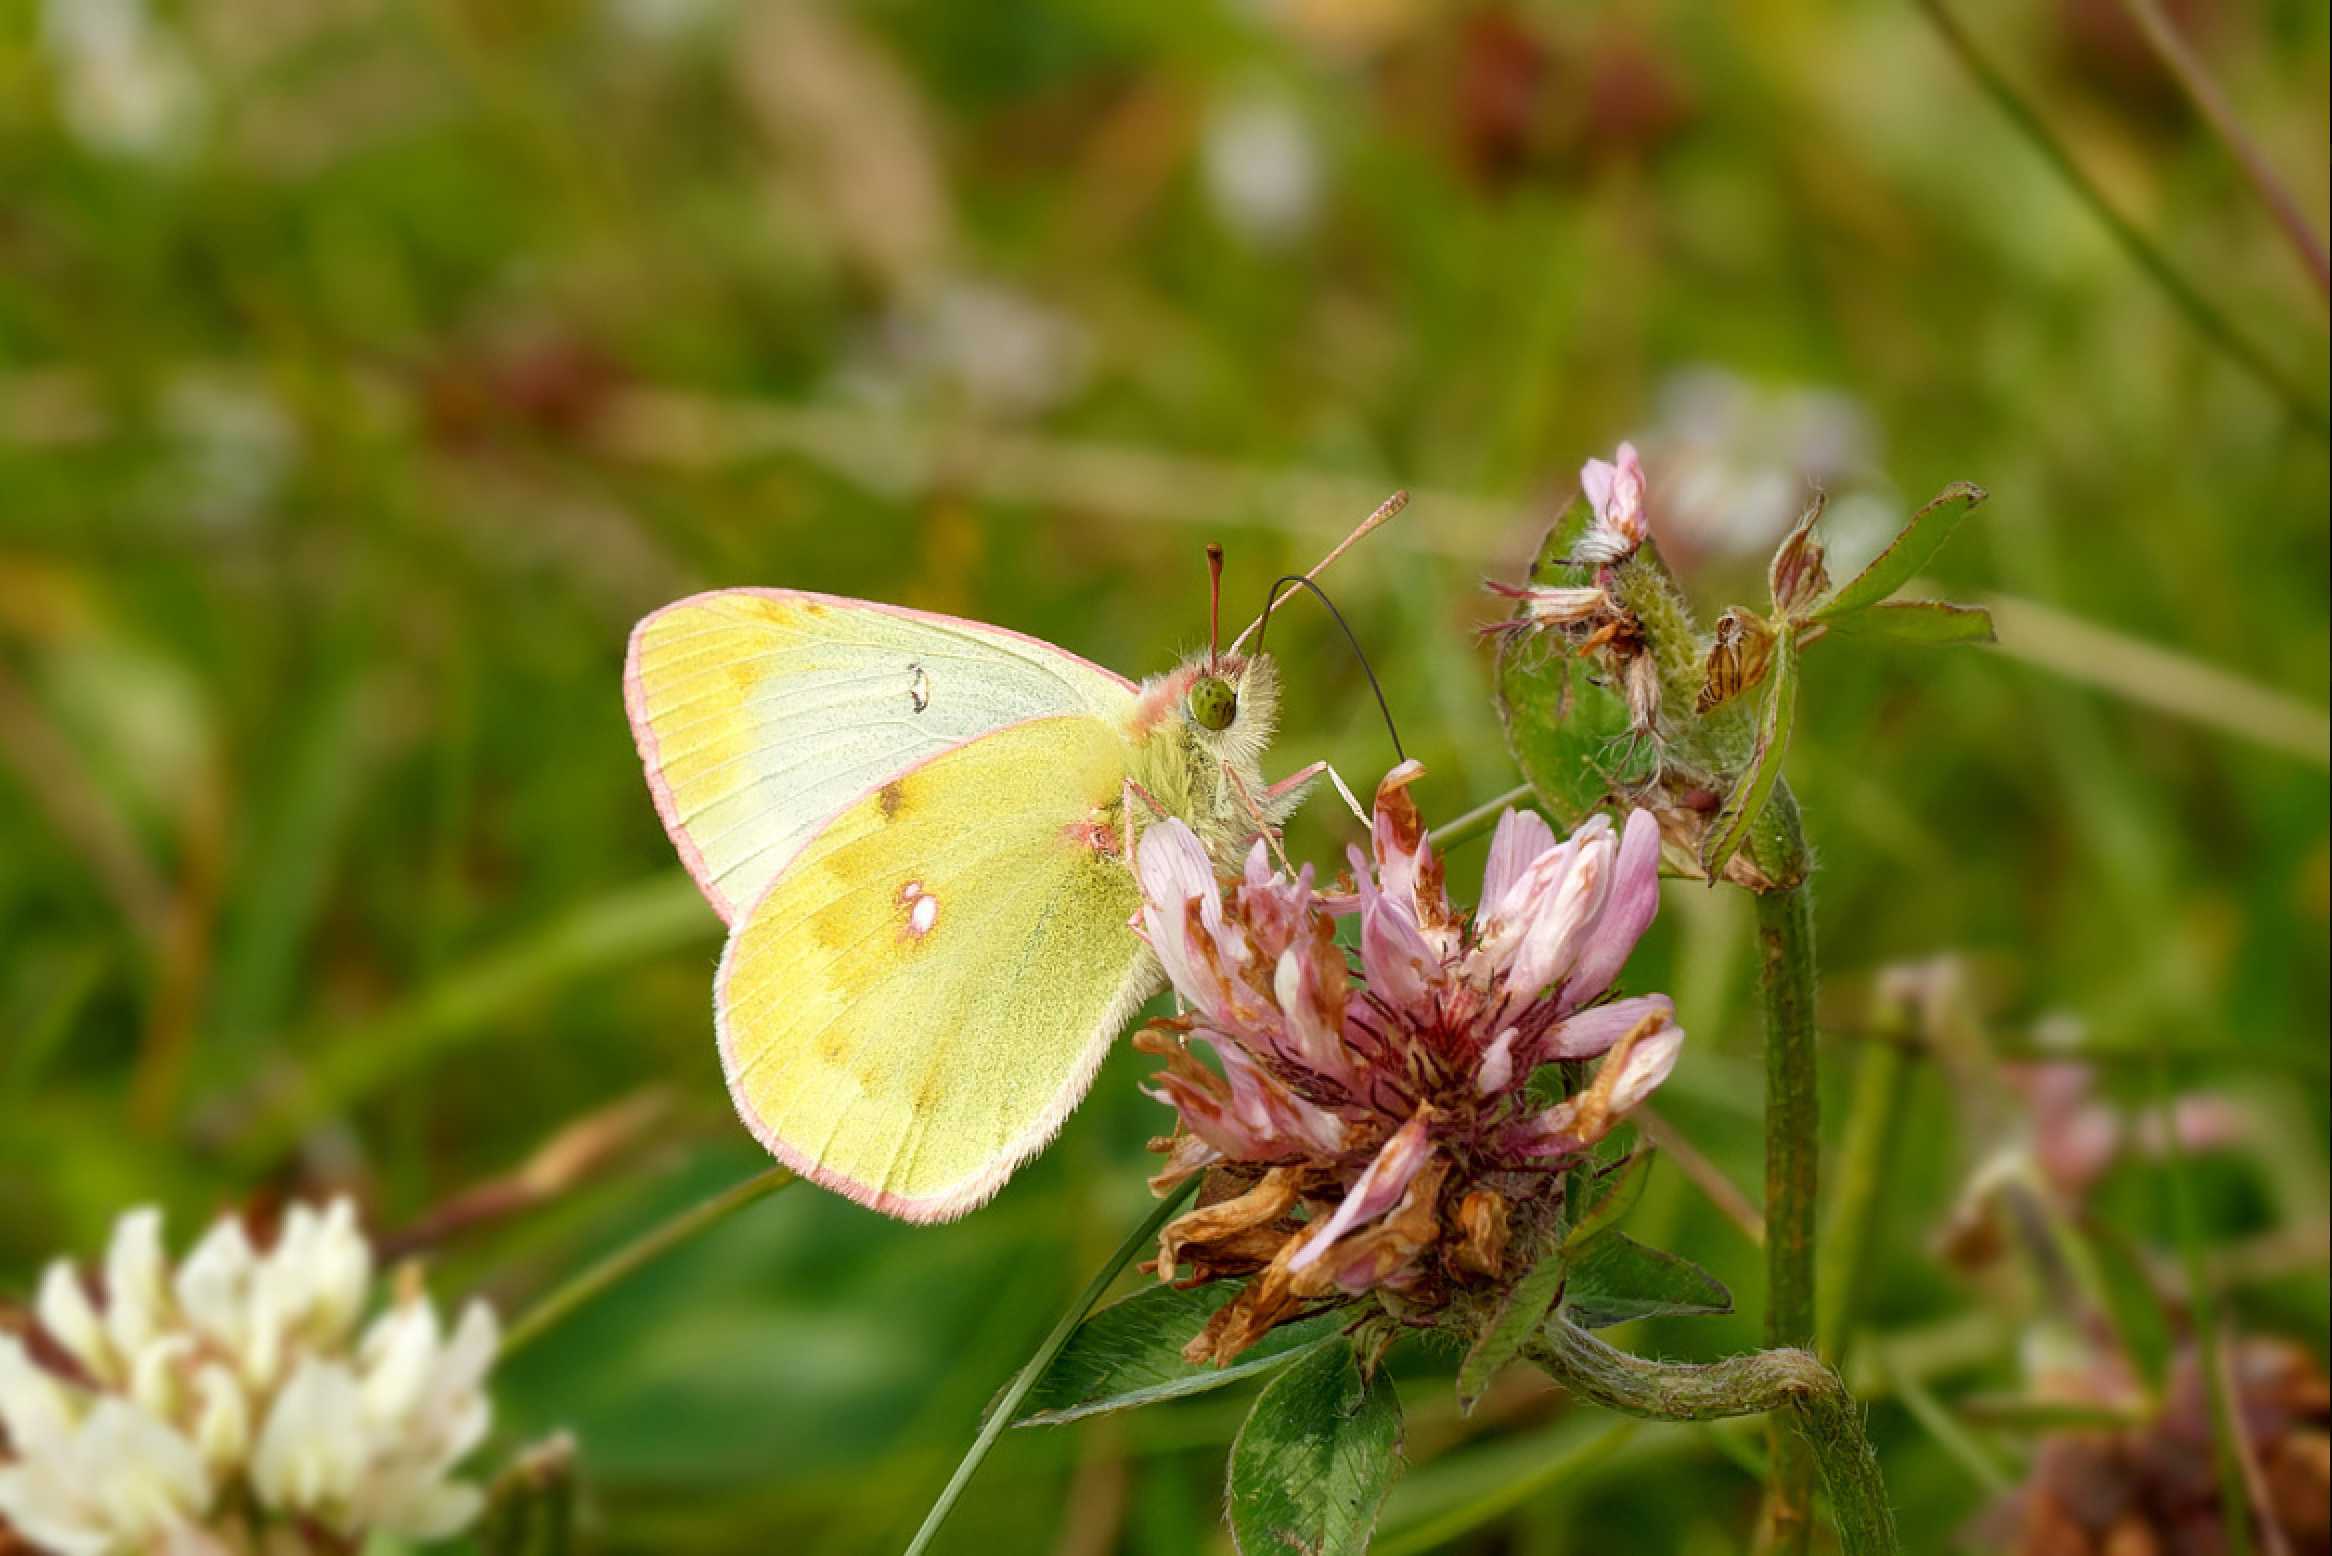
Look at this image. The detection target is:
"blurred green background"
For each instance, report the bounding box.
[1,0,2326,1550]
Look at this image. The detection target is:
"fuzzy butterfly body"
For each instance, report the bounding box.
[626,588,1307,1222]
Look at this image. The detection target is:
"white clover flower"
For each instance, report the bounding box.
[0,1200,498,1556]
[38,0,207,163]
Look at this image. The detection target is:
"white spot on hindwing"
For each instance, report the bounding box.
[899,879,939,938]
[907,663,931,714]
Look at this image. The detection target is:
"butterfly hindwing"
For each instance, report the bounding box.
[626,589,1137,923]
[715,714,1158,1222]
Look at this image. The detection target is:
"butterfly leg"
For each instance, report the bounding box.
[1222,761,1296,871]
[1120,776,1176,862]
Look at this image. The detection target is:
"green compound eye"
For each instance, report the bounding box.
[1187,675,1238,732]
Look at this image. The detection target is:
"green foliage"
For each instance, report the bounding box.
[1561,1147,1655,1253]
[1561,1235,1735,1330]
[1227,1340,1405,1556]
[1700,635,1800,881]
[1455,1249,1569,1415]
[1493,506,1649,829]
[1820,600,1997,646]
[1014,1281,1344,1426]
[1815,483,1992,622]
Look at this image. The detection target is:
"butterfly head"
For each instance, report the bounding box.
[1137,650,1279,751]
[1185,670,1238,732]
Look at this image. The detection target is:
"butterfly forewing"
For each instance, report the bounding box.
[626,589,1136,923]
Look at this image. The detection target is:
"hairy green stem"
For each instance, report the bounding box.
[1528,1319,1898,1555]
[904,1179,1198,1556]
[1757,881,1821,1552]
[501,1165,796,1358]
[1909,0,2327,437]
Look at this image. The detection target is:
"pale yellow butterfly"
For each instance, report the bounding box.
[624,498,1400,1222]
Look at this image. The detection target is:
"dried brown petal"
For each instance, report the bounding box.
[1451,1189,1511,1280]
[1317,1158,1450,1297]
[1184,1215,1341,1366]
[1623,650,1661,738]
[2266,1431,2330,1538]
[1696,607,1776,715]
[1562,1008,1672,1146]
[1157,1168,1302,1280]
[1145,1129,1220,1196]
[1767,492,1830,618]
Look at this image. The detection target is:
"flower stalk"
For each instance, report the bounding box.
[1756,877,1822,1553]
[1527,1317,1898,1556]
[904,1178,1199,1556]
[1493,444,2000,1556]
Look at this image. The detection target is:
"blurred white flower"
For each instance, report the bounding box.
[1648,366,1892,571]
[1202,91,1322,249]
[157,373,297,532]
[39,0,207,162]
[606,0,732,42]
[840,278,1093,420]
[0,1200,498,1556]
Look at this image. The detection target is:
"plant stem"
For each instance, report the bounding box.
[1757,881,1821,1553]
[2111,0,2329,302]
[903,1180,1198,1556]
[1528,1319,1898,1556]
[500,1165,796,1357]
[1909,0,2327,438]
[1432,783,1536,853]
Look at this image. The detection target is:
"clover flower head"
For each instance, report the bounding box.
[1575,440,1651,565]
[1135,762,1681,1363]
[0,1199,498,1556]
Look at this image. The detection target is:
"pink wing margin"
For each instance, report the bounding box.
[622,587,1140,926]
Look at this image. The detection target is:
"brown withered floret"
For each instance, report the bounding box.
[1973,1339,2332,1555]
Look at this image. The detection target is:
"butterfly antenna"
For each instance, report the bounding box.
[1205,542,1225,669]
[1250,573,1406,765]
[1227,490,1407,656]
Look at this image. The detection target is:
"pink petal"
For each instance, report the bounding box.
[1600,1021,1684,1116]
[1480,808,1556,916]
[1155,1035,1345,1162]
[1502,817,1616,999]
[1475,1027,1521,1096]
[1542,994,1675,1061]
[1272,946,1353,1084]
[1289,1112,1433,1274]
[1358,874,1439,1012]
[1556,808,1662,1014]
[1370,760,1434,919]
[1137,820,1229,1012]
[1580,457,1616,520]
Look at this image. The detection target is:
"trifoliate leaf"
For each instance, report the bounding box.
[1227,1340,1404,1556]
[1561,1234,1734,1329]
[1815,481,1988,621]
[1455,1249,1568,1415]
[1013,1282,1345,1427]
[1818,599,1994,647]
